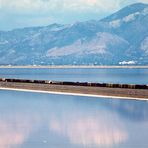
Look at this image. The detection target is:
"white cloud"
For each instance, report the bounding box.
[138,0,148,3]
[0,0,147,14]
[0,0,147,30]
[0,0,123,13]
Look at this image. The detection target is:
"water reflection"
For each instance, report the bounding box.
[49,111,127,147]
[0,117,31,148]
[0,90,148,148]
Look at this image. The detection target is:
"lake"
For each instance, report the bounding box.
[0,68,148,148]
[0,68,148,84]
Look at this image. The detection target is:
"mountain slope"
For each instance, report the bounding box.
[102,3,148,21]
[0,3,147,65]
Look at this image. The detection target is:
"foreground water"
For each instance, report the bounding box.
[0,68,148,147]
[0,90,148,148]
[0,68,148,84]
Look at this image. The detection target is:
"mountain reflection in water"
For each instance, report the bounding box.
[0,90,148,148]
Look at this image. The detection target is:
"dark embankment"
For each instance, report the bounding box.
[0,78,148,99]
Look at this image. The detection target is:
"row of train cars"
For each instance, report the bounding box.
[0,78,148,89]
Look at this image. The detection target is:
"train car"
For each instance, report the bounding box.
[33,80,46,84]
[135,85,148,89]
[0,78,148,89]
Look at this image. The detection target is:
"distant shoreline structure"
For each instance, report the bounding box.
[0,65,148,69]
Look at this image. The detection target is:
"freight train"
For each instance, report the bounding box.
[0,78,147,89]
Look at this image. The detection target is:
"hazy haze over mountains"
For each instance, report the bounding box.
[0,3,148,65]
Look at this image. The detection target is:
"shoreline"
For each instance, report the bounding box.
[0,87,148,101]
[0,80,147,100]
[0,65,148,69]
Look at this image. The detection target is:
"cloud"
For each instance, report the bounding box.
[0,0,148,13]
[138,0,148,3]
[0,0,148,30]
[0,0,124,13]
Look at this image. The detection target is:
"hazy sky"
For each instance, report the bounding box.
[0,0,148,30]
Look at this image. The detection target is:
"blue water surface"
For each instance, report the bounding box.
[0,68,148,147]
[0,90,148,148]
[0,68,148,84]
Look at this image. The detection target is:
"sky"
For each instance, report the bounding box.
[0,0,148,30]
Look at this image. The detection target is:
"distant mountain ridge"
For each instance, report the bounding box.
[0,3,148,65]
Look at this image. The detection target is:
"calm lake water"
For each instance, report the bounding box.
[0,68,148,147]
[0,90,148,148]
[0,68,148,84]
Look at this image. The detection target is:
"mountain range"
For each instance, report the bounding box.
[0,3,148,65]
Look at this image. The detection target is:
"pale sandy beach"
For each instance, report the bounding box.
[0,87,148,101]
[0,80,147,101]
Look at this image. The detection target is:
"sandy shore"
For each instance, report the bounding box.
[0,81,147,101]
[0,65,148,69]
[0,87,148,101]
